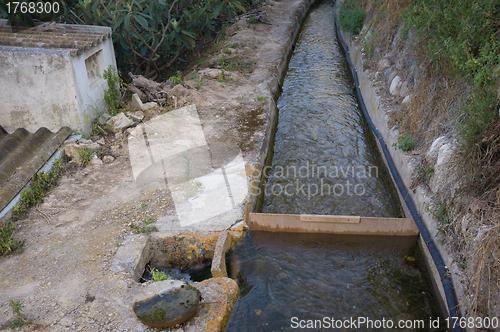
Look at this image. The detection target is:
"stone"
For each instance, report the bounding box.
[133,282,201,328]
[199,68,222,80]
[64,143,80,161]
[89,157,103,167]
[378,58,390,70]
[187,278,239,331]
[389,75,402,96]
[131,93,158,111]
[98,113,111,125]
[102,155,115,164]
[96,138,106,146]
[107,113,134,132]
[126,112,144,122]
[437,143,454,166]
[402,95,412,108]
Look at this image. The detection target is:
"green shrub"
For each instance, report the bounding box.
[392,133,416,151]
[13,159,64,216]
[338,0,365,36]
[78,146,94,165]
[402,0,500,192]
[0,221,23,256]
[70,0,247,78]
[103,65,123,116]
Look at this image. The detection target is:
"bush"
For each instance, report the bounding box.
[103,65,124,116]
[339,0,365,36]
[70,0,247,78]
[402,0,500,192]
[0,220,23,256]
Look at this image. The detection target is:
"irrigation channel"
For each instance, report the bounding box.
[225,1,447,331]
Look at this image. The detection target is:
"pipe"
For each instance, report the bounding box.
[334,16,462,331]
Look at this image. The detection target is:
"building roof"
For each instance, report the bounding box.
[0,126,71,214]
[0,21,112,56]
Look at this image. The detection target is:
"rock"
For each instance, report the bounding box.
[64,143,80,161]
[78,139,93,145]
[96,138,106,146]
[98,113,111,125]
[199,68,222,80]
[102,155,115,164]
[87,143,101,151]
[378,58,390,70]
[89,157,103,167]
[133,281,201,328]
[186,278,239,332]
[171,84,189,97]
[427,136,447,162]
[131,93,158,111]
[399,81,410,96]
[107,113,134,132]
[436,143,454,166]
[402,95,412,108]
[126,111,145,122]
[389,75,402,96]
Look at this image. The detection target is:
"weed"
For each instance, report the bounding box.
[13,159,64,216]
[151,268,172,282]
[338,0,365,36]
[457,263,466,269]
[143,217,155,225]
[230,43,238,49]
[169,71,184,87]
[103,65,123,116]
[219,69,226,82]
[78,146,94,165]
[188,72,198,80]
[414,164,434,180]
[257,96,266,102]
[141,202,149,209]
[116,240,120,247]
[247,15,258,23]
[223,47,232,54]
[0,221,23,256]
[426,198,449,225]
[199,57,207,66]
[392,133,416,151]
[195,81,203,90]
[133,225,158,234]
[437,239,445,245]
[8,300,33,328]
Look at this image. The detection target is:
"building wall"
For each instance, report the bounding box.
[0,31,116,136]
[71,38,117,136]
[0,48,80,134]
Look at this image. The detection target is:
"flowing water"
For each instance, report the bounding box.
[225,1,445,331]
[258,0,400,217]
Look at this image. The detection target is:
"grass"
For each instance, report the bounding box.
[338,0,365,36]
[257,96,266,102]
[0,220,23,256]
[7,300,33,328]
[414,164,434,180]
[426,197,449,225]
[133,216,157,234]
[13,159,64,216]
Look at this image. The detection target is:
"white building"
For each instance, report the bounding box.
[0,21,116,136]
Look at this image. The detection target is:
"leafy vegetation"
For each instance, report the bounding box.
[70,0,247,78]
[0,221,23,256]
[151,268,172,281]
[402,0,500,193]
[392,133,416,151]
[78,146,94,165]
[13,159,64,216]
[103,65,124,116]
[169,71,184,87]
[426,198,450,225]
[338,0,365,36]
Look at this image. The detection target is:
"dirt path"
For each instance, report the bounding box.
[0,1,308,331]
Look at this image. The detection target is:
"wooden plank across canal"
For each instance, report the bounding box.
[249,213,419,236]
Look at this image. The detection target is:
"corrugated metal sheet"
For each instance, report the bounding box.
[0,126,71,212]
[0,23,112,56]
